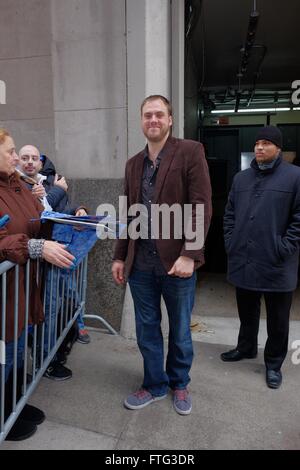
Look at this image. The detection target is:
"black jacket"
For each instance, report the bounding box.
[224,156,300,291]
[40,156,73,213]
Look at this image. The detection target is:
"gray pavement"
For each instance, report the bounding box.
[1,317,300,450]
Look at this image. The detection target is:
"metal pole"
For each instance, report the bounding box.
[12,266,19,411]
[0,272,7,433]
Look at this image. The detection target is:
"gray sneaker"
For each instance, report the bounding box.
[124,388,167,410]
[173,389,192,415]
[77,329,91,344]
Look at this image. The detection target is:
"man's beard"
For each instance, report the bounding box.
[144,127,170,143]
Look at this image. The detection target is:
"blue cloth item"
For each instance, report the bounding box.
[128,269,196,396]
[52,223,99,268]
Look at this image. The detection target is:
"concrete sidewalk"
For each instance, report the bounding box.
[1,317,300,450]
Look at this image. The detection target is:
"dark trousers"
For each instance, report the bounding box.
[236,288,293,371]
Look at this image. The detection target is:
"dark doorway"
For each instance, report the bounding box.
[201,128,240,273]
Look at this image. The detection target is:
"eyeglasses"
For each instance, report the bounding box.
[20,155,41,162]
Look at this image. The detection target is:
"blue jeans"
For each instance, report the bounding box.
[128,269,196,396]
[43,268,58,356]
[43,268,81,357]
[4,331,25,382]
[77,313,85,331]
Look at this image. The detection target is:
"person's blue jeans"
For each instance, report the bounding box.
[128,269,196,397]
[43,267,60,357]
[77,311,85,331]
[4,331,26,382]
[43,268,81,358]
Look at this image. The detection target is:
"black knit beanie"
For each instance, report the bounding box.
[255,126,283,148]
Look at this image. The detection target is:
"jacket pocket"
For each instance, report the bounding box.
[276,235,284,262]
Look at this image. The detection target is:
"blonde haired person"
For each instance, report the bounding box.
[0,129,74,441]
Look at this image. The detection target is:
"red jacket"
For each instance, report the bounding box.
[0,171,44,342]
[114,136,212,276]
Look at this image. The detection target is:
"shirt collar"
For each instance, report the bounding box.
[143,145,164,163]
[251,154,282,173]
[36,173,47,183]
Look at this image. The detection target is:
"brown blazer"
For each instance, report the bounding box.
[114,136,212,276]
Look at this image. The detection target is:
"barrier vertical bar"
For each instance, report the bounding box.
[0,272,7,433]
[54,269,60,344]
[12,266,19,411]
[48,265,54,355]
[23,260,30,392]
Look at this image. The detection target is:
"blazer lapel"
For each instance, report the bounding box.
[153,137,178,203]
[132,151,145,202]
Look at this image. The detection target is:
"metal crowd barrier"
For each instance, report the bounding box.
[0,256,89,443]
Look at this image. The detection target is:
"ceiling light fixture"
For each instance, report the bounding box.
[211,108,291,114]
[211,109,235,114]
[238,107,290,113]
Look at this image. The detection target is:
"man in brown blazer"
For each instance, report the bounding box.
[112,95,212,415]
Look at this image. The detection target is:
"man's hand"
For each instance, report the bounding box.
[32,183,46,199]
[75,208,87,217]
[42,241,75,269]
[112,260,126,285]
[54,174,68,192]
[168,256,194,278]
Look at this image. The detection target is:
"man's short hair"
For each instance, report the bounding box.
[0,128,10,145]
[140,95,173,116]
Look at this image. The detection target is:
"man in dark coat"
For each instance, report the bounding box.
[221,126,300,389]
[112,95,212,415]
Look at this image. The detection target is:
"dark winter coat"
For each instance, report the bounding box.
[224,156,300,291]
[39,156,79,214]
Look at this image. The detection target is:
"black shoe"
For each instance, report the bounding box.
[19,404,45,425]
[5,418,37,442]
[266,369,282,389]
[44,361,72,381]
[56,351,67,366]
[220,348,257,362]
